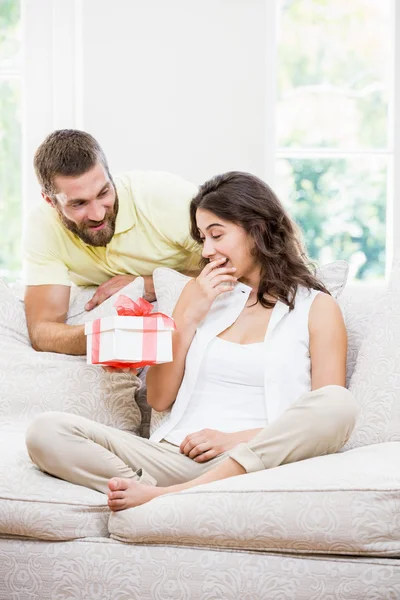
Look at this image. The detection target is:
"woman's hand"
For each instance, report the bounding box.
[180,429,241,462]
[181,258,237,326]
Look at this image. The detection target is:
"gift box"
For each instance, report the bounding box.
[85,295,176,368]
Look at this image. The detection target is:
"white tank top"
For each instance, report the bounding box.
[165,337,267,446]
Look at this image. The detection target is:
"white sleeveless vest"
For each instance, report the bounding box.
[150,281,321,443]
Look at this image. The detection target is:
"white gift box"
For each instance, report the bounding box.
[85,315,175,366]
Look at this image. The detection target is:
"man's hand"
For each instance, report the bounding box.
[102,366,139,375]
[85,275,137,311]
[180,429,242,463]
[142,275,156,303]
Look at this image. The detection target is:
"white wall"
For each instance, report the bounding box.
[23,0,268,206]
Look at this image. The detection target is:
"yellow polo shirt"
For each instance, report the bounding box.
[23,171,201,286]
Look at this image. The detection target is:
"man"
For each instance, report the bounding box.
[23,129,201,355]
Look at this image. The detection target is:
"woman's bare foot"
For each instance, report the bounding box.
[107,457,245,511]
[107,477,164,511]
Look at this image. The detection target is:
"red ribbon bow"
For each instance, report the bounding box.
[114,295,154,317]
[91,295,175,369]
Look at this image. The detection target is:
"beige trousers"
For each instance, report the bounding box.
[26,385,358,495]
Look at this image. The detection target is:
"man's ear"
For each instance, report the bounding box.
[42,192,55,207]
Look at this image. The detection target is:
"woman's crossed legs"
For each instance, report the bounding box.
[25,411,225,509]
[26,385,358,511]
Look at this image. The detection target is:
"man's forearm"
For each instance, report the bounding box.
[29,322,86,355]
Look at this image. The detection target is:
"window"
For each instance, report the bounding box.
[0,1,395,284]
[275,0,393,281]
[0,0,22,281]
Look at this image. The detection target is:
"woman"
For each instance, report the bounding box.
[26,171,358,511]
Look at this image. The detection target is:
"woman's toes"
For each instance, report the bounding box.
[107,490,126,501]
[108,477,129,492]
[108,498,126,512]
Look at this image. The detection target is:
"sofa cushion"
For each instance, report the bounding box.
[0,421,109,541]
[0,278,144,431]
[109,442,400,557]
[344,257,400,450]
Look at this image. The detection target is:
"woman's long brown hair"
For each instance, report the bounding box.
[190,171,330,310]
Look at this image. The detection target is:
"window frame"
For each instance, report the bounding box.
[266,0,397,282]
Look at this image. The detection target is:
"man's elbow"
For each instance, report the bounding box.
[30,339,42,352]
[28,326,47,352]
[27,320,58,353]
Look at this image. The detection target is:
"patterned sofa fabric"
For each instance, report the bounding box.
[338,282,386,387]
[0,278,145,431]
[344,258,400,450]
[2,538,400,600]
[109,441,400,557]
[0,422,108,541]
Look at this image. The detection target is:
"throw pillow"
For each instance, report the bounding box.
[0,278,145,432]
[338,283,386,386]
[344,257,400,450]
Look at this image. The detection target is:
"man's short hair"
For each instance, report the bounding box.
[34,129,110,196]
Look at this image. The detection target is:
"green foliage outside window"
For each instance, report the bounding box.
[0,0,22,281]
[277,0,391,280]
[278,157,386,280]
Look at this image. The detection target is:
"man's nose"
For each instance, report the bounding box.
[87,203,106,223]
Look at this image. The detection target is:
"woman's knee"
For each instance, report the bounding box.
[323,385,358,421]
[25,411,74,465]
[316,386,359,444]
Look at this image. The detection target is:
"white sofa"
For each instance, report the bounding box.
[0,269,400,600]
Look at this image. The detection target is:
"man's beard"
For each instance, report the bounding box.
[56,194,119,247]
